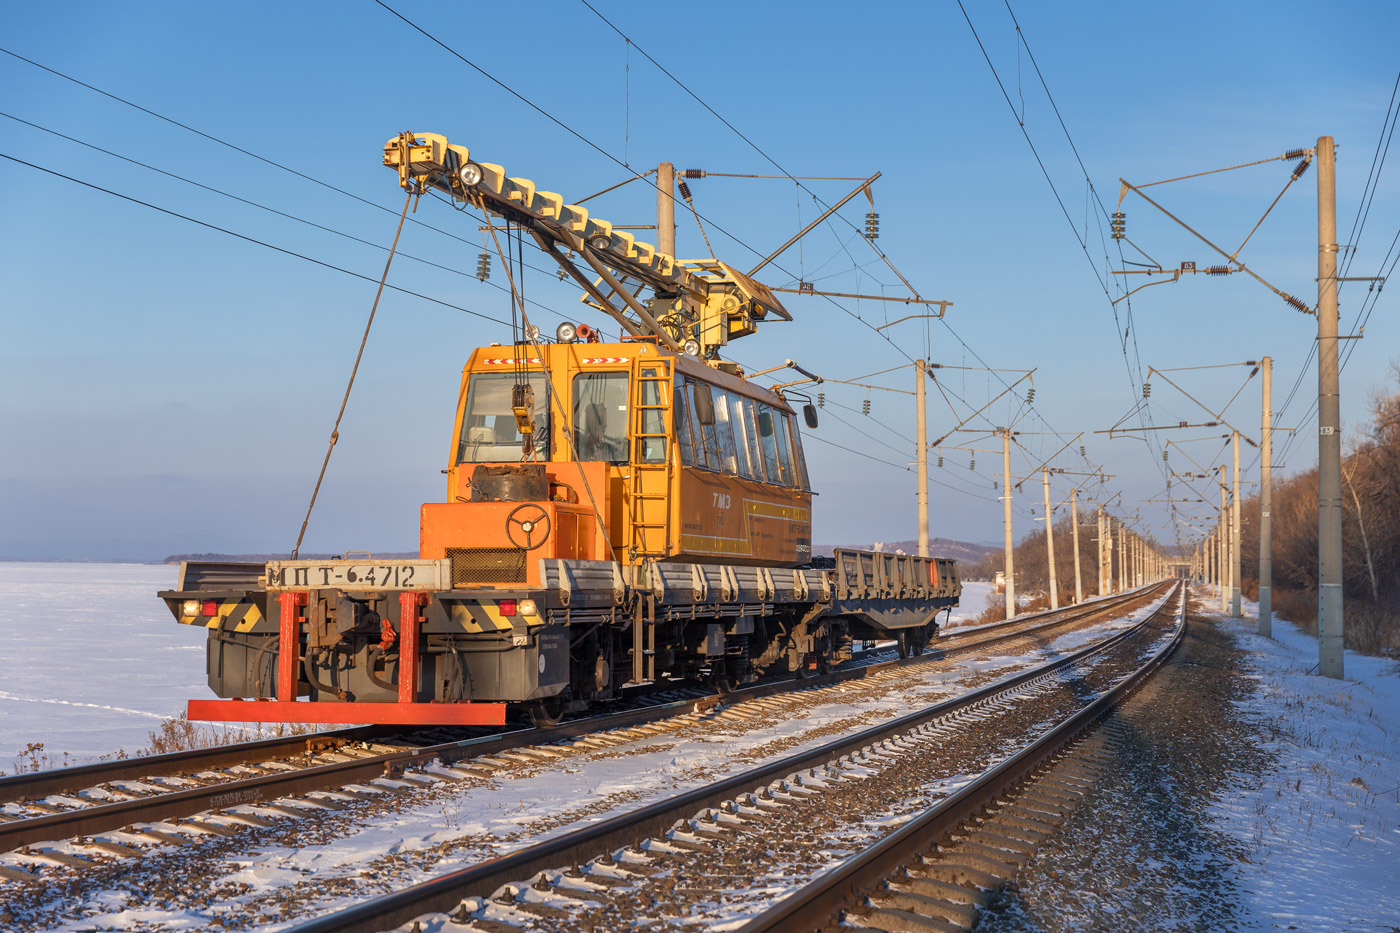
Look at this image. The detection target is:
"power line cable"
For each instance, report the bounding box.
[0,151,516,327]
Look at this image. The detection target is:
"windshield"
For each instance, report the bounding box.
[457,372,550,463]
[573,372,629,463]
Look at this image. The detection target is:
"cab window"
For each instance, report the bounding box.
[457,372,550,463]
[573,372,629,463]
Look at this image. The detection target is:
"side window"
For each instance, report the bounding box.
[573,372,629,463]
[757,404,782,485]
[788,416,811,490]
[676,379,697,468]
[729,392,761,481]
[711,390,738,474]
[772,411,794,486]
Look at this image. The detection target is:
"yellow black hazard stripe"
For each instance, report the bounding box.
[178,600,264,632]
[449,601,546,634]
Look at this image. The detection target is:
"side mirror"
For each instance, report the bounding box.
[693,384,716,425]
[757,410,774,437]
[803,404,819,429]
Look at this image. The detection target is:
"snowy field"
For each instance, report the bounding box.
[0,562,207,768]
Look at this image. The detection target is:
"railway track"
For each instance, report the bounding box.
[273,582,1181,933]
[0,584,1165,884]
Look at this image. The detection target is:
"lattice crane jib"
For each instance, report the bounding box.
[382,132,790,359]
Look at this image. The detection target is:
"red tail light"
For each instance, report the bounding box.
[201,600,219,616]
[499,599,517,617]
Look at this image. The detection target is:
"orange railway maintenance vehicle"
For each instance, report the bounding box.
[159,133,961,727]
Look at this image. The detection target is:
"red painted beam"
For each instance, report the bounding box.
[187,699,506,726]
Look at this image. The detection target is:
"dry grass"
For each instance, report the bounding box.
[1268,587,1400,659]
[2,715,331,776]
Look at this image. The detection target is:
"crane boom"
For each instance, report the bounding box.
[383,132,789,357]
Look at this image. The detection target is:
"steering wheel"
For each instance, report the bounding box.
[505,504,552,550]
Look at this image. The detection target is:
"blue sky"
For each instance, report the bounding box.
[3,1,1397,560]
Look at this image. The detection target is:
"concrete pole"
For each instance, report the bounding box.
[1118,522,1127,592]
[1042,468,1059,609]
[1259,356,1273,637]
[916,360,929,557]
[1316,136,1345,679]
[1096,507,1106,596]
[1001,429,1016,620]
[1206,531,1213,592]
[1232,430,1243,617]
[657,162,676,257]
[1070,488,1083,604]
[1219,464,1229,613]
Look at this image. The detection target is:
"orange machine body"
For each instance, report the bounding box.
[422,338,814,585]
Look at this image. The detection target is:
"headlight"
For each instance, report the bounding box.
[519,599,538,617]
[683,337,701,356]
[525,323,541,344]
[181,599,200,617]
[458,161,484,187]
[556,322,577,344]
[586,233,612,252]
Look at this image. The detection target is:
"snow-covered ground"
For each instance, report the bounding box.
[1211,595,1400,929]
[0,562,207,768]
[946,579,993,625]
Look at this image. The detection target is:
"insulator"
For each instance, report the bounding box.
[557,267,567,281]
[1283,294,1312,314]
[937,455,943,468]
[1163,449,1169,461]
[862,398,871,416]
[1111,210,1126,240]
[682,169,706,178]
[1143,382,1151,397]
[864,211,879,240]
[970,457,975,470]
[1205,265,1232,276]
[994,480,998,489]
[1282,148,1308,161]
[1291,157,1313,181]
[476,251,491,282]
[817,391,825,408]
[1079,444,1086,457]
[1026,387,1035,403]
[677,179,693,202]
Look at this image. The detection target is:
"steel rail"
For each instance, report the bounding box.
[0,585,1163,855]
[283,582,1175,933]
[738,583,1187,932]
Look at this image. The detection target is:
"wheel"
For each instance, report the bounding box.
[911,627,928,657]
[505,504,552,550]
[527,696,565,728]
[896,632,910,659]
[815,653,832,676]
[710,669,740,694]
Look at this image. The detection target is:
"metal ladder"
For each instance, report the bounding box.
[626,357,673,560]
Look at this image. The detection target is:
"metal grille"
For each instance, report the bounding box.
[447,547,526,585]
